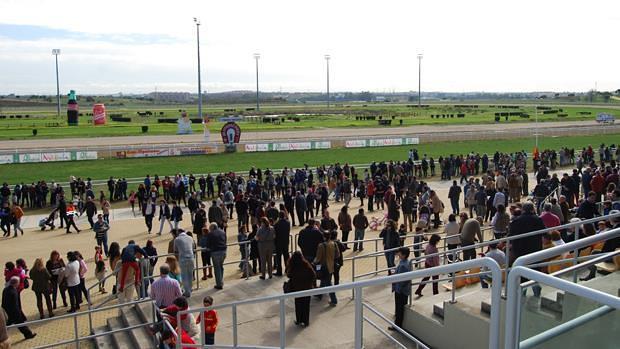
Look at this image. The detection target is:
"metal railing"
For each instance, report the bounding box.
[6,297,158,349]
[174,257,503,349]
[504,227,620,349]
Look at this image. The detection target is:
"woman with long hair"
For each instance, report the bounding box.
[29,258,54,319]
[165,256,182,283]
[108,242,121,294]
[46,250,67,308]
[285,251,316,327]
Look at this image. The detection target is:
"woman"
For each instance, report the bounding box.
[4,261,25,292]
[108,242,121,294]
[29,258,54,319]
[285,251,316,327]
[337,206,352,243]
[491,204,510,239]
[165,256,182,283]
[429,190,444,229]
[46,250,67,308]
[379,220,401,272]
[64,251,81,313]
[255,217,275,280]
[11,203,25,236]
[444,214,461,263]
[128,190,137,216]
[415,234,441,296]
[75,251,89,305]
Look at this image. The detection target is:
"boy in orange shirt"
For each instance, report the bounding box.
[196,296,218,345]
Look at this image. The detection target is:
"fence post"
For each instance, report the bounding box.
[195,250,200,290]
[232,304,238,347]
[351,257,356,299]
[354,287,363,349]
[374,240,379,275]
[245,243,250,280]
[87,289,93,334]
[279,299,286,348]
[573,226,580,283]
[74,315,80,349]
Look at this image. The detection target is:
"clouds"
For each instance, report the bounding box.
[0,0,618,94]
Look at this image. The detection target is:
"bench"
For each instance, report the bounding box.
[378,119,392,126]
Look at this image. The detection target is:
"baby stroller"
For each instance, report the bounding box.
[369,212,388,231]
[39,210,57,231]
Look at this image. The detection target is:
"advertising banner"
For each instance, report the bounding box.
[41,152,71,162]
[18,153,42,163]
[245,141,331,152]
[345,137,420,148]
[75,151,98,161]
[0,155,13,164]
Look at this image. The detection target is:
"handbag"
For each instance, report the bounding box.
[283,280,291,293]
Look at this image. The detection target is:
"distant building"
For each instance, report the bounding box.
[148,91,191,103]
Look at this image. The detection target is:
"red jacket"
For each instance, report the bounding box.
[197,309,218,334]
[591,175,605,193]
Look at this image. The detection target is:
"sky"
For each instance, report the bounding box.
[0,0,618,95]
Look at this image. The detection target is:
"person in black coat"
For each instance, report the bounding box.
[274,212,291,276]
[57,196,68,228]
[298,219,324,262]
[508,202,545,296]
[295,192,307,226]
[2,277,36,339]
[283,189,296,226]
[84,197,97,229]
[193,205,207,236]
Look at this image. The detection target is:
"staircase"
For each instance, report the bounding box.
[92,302,156,349]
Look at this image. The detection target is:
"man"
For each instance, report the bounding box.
[206,223,227,289]
[150,265,182,308]
[539,203,561,228]
[479,243,506,288]
[577,192,599,236]
[273,212,291,276]
[294,191,307,226]
[314,231,340,306]
[93,214,110,257]
[460,216,483,260]
[352,209,369,251]
[388,247,412,331]
[508,202,545,296]
[118,240,147,293]
[590,170,605,202]
[298,219,324,262]
[84,197,97,229]
[173,230,195,296]
[208,200,224,228]
[474,186,487,219]
[2,276,36,340]
[448,181,462,215]
[283,189,295,226]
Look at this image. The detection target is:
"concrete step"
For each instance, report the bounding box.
[107,317,135,349]
[92,326,115,349]
[135,302,156,324]
[120,306,154,348]
[541,290,564,314]
[432,302,444,319]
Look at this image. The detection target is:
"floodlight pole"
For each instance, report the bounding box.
[254,53,260,111]
[194,18,203,119]
[52,49,61,118]
[325,54,331,108]
[417,53,423,108]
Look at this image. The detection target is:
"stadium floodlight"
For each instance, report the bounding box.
[52,49,61,117]
[254,53,260,111]
[194,18,203,119]
[325,54,331,108]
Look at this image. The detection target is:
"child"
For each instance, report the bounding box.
[237,226,250,277]
[388,247,412,332]
[95,259,107,294]
[197,296,218,345]
[414,234,441,296]
[94,246,104,264]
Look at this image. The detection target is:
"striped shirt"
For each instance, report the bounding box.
[150,275,183,308]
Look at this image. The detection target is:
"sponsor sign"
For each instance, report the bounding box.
[0,155,13,164]
[221,122,241,145]
[345,137,420,148]
[75,151,98,161]
[18,153,42,163]
[41,152,71,162]
[244,141,331,152]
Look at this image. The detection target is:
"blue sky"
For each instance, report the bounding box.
[0,0,619,95]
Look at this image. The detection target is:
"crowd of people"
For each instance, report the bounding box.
[2,143,620,346]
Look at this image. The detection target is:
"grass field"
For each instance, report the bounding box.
[0,101,618,140]
[1,133,619,184]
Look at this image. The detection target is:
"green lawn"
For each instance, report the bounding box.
[0,103,618,140]
[1,133,618,184]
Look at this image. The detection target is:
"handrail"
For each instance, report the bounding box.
[519,305,615,349]
[504,266,620,349]
[363,302,430,349]
[174,257,503,349]
[6,297,157,349]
